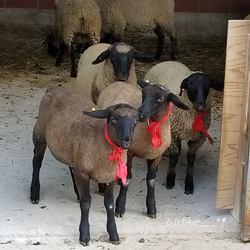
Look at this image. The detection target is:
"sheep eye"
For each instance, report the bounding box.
[110,117,117,124]
[157,97,164,103]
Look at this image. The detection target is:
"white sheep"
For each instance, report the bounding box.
[44,0,102,77]
[30,84,139,246]
[97,80,189,218]
[144,61,224,194]
[75,42,154,104]
[94,0,177,60]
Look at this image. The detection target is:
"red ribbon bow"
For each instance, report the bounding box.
[192,111,213,145]
[104,123,127,185]
[146,102,173,148]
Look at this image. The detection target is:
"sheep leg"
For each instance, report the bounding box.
[30,143,47,204]
[154,26,165,60]
[55,42,66,66]
[115,156,133,218]
[166,140,181,189]
[70,42,77,78]
[98,183,107,196]
[170,35,177,60]
[68,166,80,201]
[146,157,161,218]
[77,177,91,246]
[185,141,197,195]
[104,181,120,244]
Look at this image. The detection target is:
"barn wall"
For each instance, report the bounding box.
[0,0,250,37]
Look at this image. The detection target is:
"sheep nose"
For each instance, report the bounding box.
[117,72,128,81]
[122,140,131,149]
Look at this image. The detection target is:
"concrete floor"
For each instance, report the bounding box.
[0,81,249,249]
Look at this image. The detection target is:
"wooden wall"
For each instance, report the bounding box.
[0,0,250,14]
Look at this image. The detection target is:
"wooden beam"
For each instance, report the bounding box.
[216,20,250,209]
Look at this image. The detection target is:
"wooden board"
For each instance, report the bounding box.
[216,20,250,209]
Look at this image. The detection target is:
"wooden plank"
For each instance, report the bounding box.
[216,20,250,209]
[233,35,250,223]
[240,38,250,240]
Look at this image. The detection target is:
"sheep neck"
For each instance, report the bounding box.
[104,123,127,185]
[146,102,173,149]
[192,111,213,145]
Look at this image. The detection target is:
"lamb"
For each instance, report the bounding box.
[94,0,177,60]
[44,0,101,77]
[75,42,154,104]
[30,84,139,246]
[97,80,189,218]
[144,61,224,194]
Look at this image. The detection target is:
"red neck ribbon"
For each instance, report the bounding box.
[146,102,173,148]
[104,123,127,185]
[192,111,213,145]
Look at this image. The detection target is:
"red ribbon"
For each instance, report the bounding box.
[192,111,213,145]
[104,123,127,185]
[146,102,173,148]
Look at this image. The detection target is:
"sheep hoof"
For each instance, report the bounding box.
[30,199,39,204]
[147,213,156,219]
[166,174,176,189]
[80,240,90,246]
[184,185,194,195]
[184,189,194,195]
[71,71,77,78]
[115,212,124,218]
[110,239,120,245]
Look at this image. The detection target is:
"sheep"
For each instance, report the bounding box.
[97,80,189,218]
[144,61,224,194]
[30,84,139,246]
[75,42,155,104]
[244,14,250,20]
[43,0,102,77]
[94,0,177,60]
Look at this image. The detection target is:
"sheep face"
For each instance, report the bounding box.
[92,43,154,81]
[83,103,139,149]
[179,73,224,112]
[137,80,189,122]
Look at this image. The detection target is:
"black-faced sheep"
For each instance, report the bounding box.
[43,0,101,77]
[144,61,224,194]
[75,42,154,104]
[95,0,177,60]
[97,80,189,218]
[30,85,139,246]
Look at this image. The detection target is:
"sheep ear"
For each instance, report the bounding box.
[92,49,110,64]
[179,78,190,96]
[134,51,155,63]
[209,79,224,92]
[167,93,189,110]
[83,110,110,119]
[137,79,150,89]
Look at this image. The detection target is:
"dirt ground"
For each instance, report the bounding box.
[0,23,249,249]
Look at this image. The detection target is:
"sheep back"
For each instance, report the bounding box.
[97,81,172,160]
[99,0,175,37]
[33,85,127,183]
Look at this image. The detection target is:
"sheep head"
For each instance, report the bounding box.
[137,79,189,122]
[179,73,224,112]
[92,43,154,81]
[83,103,138,149]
